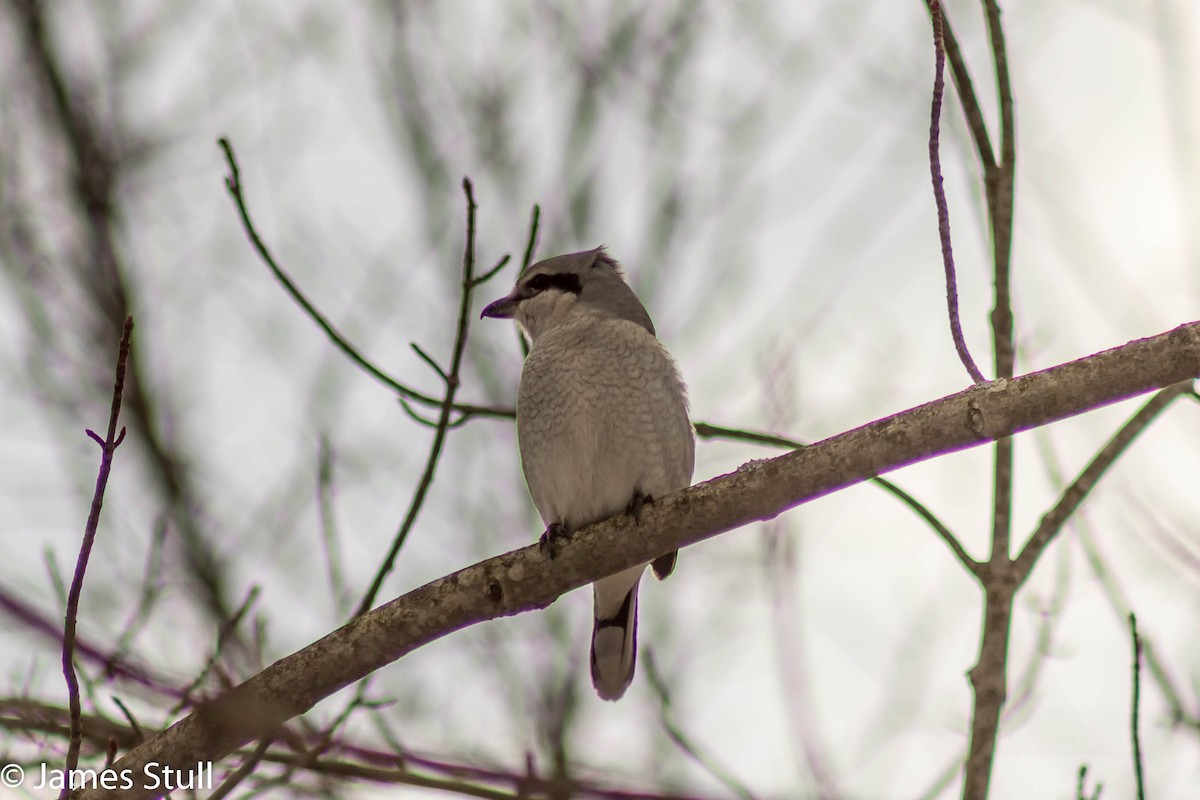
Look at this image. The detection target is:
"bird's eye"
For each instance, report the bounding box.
[525,272,583,295]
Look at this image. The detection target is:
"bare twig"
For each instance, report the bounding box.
[921,0,997,176]
[111,697,145,745]
[208,734,275,800]
[261,755,523,800]
[1075,765,1102,800]
[520,205,541,273]
[471,254,512,288]
[516,204,540,358]
[1013,383,1191,582]
[1129,613,1146,800]
[693,422,978,573]
[983,1,1018,373]
[61,315,133,797]
[108,519,168,669]
[1003,544,1070,725]
[0,587,181,699]
[960,1,1020,796]
[928,0,987,385]
[959,387,1188,800]
[644,653,757,800]
[410,342,450,383]
[216,138,510,422]
[172,586,262,714]
[75,321,1200,800]
[289,680,377,781]
[355,177,492,616]
[316,435,348,615]
[398,395,470,430]
[1074,517,1200,737]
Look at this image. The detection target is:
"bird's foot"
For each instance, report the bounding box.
[625,491,654,523]
[539,522,571,559]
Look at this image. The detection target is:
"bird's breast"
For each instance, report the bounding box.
[516,320,693,531]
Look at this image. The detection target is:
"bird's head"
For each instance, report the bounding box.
[480,247,654,343]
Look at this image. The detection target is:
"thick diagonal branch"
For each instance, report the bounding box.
[76,322,1200,800]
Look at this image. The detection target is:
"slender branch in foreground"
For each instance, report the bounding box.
[62,316,133,797]
[1013,383,1191,581]
[921,0,997,172]
[520,205,541,273]
[693,423,978,573]
[171,586,261,714]
[207,734,275,800]
[958,361,1182,800]
[1129,613,1146,800]
[74,322,1200,800]
[355,177,493,617]
[1075,765,1101,800]
[516,203,540,358]
[1075,516,1200,737]
[928,0,987,385]
[982,0,1017,383]
[644,654,757,800]
[963,3,1021,796]
[216,138,511,422]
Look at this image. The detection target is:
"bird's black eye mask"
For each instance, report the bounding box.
[526,273,582,295]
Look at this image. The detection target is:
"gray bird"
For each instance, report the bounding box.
[481,247,694,700]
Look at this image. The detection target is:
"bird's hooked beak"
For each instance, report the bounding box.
[480,292,520,320]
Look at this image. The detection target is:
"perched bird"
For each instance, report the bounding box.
[481,247,695,700]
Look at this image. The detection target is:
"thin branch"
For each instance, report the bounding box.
[517,204,540,358]
[208,734,275,800]
[172,586,262,714]
[928,0,987,385]
[410,342,449,383]
[265,755,523,800]
[316,435,348,616]
[693,422,978,573]
[1002,541,1070,725]
[644,654,757,800]
[354,177,486,617]
[285,680,376,783]
[1013,383,1191,582]
[1129,613,1146,800]
[921,0,997,173]
[962,585,1015,800]
[964,3,1020,796]
[982,0,1017,382]
[0,587,181,699]
[471,254,512,287]
[60,315,133,797]
[1074,514,1200,737]
[520,205,541,272]
[75,321,1200,800]
[216,137,510,422]
[108,519,168,669]
[110,697,145,745]
[1075,765,1102,800]
[398,395,469,429]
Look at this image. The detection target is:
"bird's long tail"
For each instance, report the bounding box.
[590,569,643,701]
